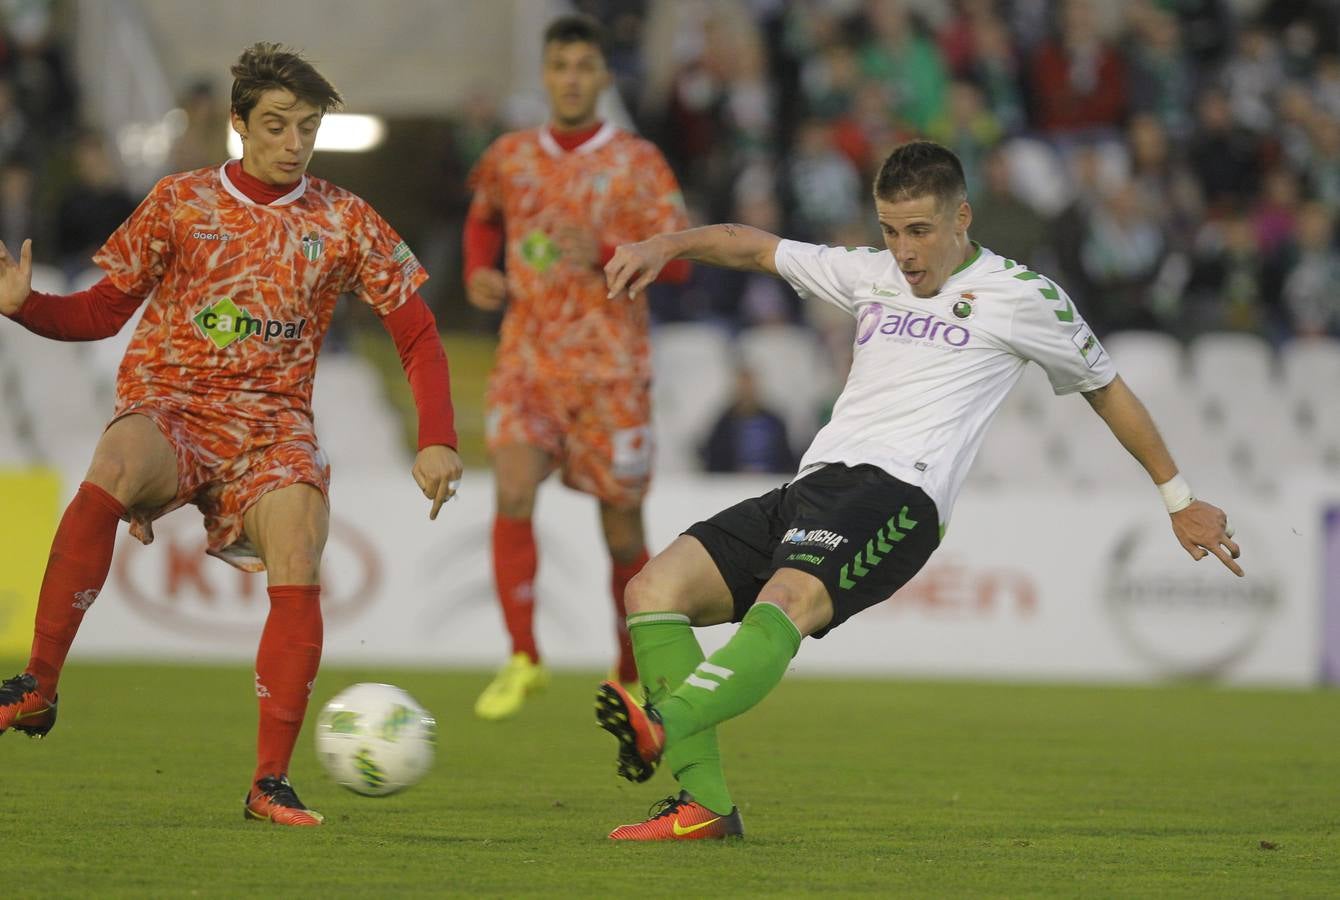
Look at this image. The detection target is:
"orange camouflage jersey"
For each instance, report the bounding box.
[468,123,688,382]
[93,162,426,568]
[97,162,426,445]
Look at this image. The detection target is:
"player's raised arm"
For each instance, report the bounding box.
[1082,375,1243,576]
[604,224,781,299]
[0,238,33,316]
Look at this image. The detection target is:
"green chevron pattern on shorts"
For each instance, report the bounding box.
[838,506,921,590]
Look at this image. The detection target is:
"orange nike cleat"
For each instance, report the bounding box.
[595,679,665,783]
[244,775,325,826]
[609,791,744,841]
[0,673,58,738]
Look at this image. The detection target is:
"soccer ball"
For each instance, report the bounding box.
[314,682,436,797]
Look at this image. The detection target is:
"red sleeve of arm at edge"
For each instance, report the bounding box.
[462,208,503,284]
[381,292,458,450]
[6,276,145,341]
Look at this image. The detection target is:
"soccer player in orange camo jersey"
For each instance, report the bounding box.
[0,44,464,826]
[464,15,690,720]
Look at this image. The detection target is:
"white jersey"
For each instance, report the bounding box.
[774,239,1117,525]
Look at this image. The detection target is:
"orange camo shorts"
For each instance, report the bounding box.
[485,369,652,507]
[112,405,331,573]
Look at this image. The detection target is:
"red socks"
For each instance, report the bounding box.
[492,516,539,662]
[26,481,322,786]
[492,515,647,678]
[254,584,323,785]
[26,481,125,698]
[611,549,649,684]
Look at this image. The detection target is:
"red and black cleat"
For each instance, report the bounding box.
[244,775,325,827]
[595,679,665,783]
[0,673,57,738]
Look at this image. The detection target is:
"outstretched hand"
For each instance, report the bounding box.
[0,238,33,316]
[1171,499,1243,576]
[604,236,671,300]
[413,445,465,520]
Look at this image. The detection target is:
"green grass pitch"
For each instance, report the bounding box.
[2,662,1337,898]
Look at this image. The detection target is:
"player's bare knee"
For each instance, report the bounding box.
[83,454,151,507]
[495,485,537,519]
[265,547,323,584]
[85,416,178,507]
[83,454,126,494]
[623,567,684,616]
[622,568,658,615]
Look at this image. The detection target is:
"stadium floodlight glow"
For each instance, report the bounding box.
[313,115,386,152]
[226,113,386,158]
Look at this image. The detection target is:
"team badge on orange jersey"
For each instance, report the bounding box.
[520,229,560,272]
[301,230,324,261]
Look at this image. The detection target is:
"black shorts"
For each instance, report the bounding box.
[684,463,940,637]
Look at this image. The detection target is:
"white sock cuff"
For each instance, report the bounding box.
[626,611,691,627]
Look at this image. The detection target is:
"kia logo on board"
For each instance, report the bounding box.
[112,515,380,639]
[1105,523,1279,678]
[880,557,1039,617]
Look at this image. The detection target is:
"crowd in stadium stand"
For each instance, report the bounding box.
[10,0,1340,351]
[534,0,1340,349]
[0,3,79,264]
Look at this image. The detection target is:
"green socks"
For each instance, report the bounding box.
[627,611,732,815]
[658,602,802,749]
[628,603,805,814]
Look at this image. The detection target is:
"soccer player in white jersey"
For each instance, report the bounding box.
[591,140,1242,841]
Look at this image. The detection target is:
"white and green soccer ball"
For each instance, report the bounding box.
[315,683,436,797]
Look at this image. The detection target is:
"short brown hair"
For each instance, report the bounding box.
[543,14,608,58]
[230,42,343,123]
[873,141,967,209]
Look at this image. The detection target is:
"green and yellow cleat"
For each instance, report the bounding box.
[474,652,550,721]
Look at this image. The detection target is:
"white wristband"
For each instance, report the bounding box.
[1156,474,1194,514]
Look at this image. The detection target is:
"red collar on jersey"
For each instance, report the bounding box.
[225,159,300,205]
[546,121,604,152]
